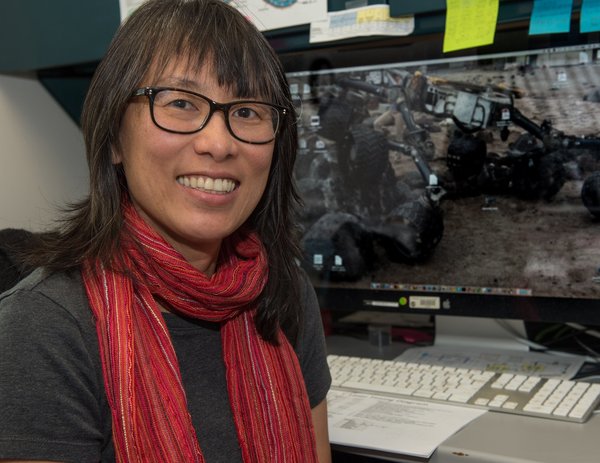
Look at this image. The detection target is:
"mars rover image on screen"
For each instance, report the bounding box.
[288,44,600,301]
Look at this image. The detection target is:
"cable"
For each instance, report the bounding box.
[567,323,600,339]
[493,319,600,364]
[534,323,577,346]
[574,337,600,359]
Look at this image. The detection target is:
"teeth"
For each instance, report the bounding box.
[177,176,235,193]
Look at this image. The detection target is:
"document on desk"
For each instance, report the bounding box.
[396,346,584,379]
[327,388,487,458]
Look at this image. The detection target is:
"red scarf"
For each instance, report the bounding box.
[82,201,318,462]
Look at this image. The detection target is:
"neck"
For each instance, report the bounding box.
[169,239,221,276]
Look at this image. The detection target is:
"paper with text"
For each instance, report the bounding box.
[233,0,327,32]
[328,389,487,458]
[310,5,414,44]
[119,0,145,21]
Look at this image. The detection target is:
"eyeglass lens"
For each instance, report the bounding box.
[152,89,280,143]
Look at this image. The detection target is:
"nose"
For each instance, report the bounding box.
[191,110,236,161]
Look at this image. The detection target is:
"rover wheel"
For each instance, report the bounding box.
[512,151,566,200]
[346,125,398,216]
[447,132,487,180]
[372,197,444,263]
[317,98,354,142]
[582,171,600,219]
[347,125,391,177]
[300,212,371,281]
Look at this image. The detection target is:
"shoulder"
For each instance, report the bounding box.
[0,267,109,462]
[290,268,332,406]
[0,267,94,335]
[2,266,86,303]
[0,228,38,293]
[296,267,321,335]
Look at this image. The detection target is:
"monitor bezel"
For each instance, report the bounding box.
[282,26,600,328]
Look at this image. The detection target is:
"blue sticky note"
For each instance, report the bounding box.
[529,0,574,35]
[581,0,600,33]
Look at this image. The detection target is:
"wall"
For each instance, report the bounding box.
[0,74,88,231]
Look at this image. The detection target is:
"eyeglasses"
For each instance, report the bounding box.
[132,87,287,145]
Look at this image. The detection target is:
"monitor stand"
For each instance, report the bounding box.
[433,315,529,352]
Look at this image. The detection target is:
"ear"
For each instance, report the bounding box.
[111,147,123,165]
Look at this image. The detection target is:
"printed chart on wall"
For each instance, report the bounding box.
[119,0,145,21]
[310,5,415,43]
[230,0,328,31]
[119,0,327,31]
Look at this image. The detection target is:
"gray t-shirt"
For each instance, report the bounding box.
[0,268,331,462]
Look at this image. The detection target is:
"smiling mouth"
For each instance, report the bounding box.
[177,175,237,194]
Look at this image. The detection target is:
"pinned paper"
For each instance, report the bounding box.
[119,0,145,21]
[232,0,328,32]
[529,0,574,35]
[310,5,414,44]
[443,0,499,53]
[581,0,600,33]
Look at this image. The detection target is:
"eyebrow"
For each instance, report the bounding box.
[158,77,200,90]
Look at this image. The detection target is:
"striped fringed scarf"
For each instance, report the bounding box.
[82,201,318,462]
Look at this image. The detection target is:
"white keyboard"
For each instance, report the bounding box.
[328,354,600,423]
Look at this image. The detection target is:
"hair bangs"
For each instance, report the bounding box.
[138,0,280,102]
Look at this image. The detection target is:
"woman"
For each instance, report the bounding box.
[0,0,331,462]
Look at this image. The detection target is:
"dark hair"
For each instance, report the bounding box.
[28,0,303,343]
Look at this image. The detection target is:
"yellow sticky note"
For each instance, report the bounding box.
[443,0,499,53]
[356,6,410,25]
[356,7,389,23]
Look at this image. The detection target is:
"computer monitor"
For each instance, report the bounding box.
[285,39,600,352]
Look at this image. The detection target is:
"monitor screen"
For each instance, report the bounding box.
[286,42,600,326]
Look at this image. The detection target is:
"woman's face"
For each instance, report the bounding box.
[114,59,275,270]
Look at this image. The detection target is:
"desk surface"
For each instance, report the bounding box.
[326,335,600,463]
[431,411,600,463]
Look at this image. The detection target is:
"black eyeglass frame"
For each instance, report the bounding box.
[132,86,288,145]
